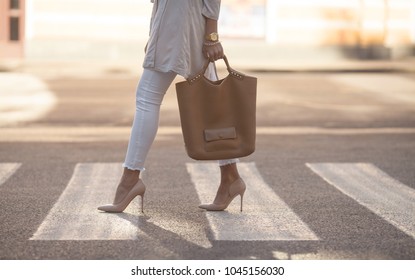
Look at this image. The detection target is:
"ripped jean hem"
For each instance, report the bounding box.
[122,163,146,172]
[218,158,240,166]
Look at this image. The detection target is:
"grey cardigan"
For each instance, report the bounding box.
[144,0,221,78]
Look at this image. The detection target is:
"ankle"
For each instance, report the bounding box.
[121,168,140,187]
[220,175,240,186]
[220,164,240,182]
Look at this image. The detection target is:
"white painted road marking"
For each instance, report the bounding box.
[30,162,414,242]
[307,163,415,239]
[31,163,144,240]
[0,163,21,186]
[187,162,319,241]
[30,163,210,247]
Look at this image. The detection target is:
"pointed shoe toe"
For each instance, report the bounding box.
[198,203,225,211]
[97,204,119,213]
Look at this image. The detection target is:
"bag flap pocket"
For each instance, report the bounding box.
[204,127,237,142]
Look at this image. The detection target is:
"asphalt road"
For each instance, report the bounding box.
[0,70,414,260]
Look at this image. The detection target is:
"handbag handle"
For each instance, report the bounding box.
[188,55,245,84]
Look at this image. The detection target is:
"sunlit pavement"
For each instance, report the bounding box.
[0,66,414,259]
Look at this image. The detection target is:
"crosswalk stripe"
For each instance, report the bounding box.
[187,162,319,241]
[307,163,415,239]
[0,163,21,186]
[31,163,144,240]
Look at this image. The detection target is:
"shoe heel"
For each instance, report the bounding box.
[140,194,144,213]
[240,191,245,212]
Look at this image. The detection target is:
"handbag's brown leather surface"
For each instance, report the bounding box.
[176,56,257,160]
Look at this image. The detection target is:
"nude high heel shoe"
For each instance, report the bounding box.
[199,178,246,211]
[98,180,146,213]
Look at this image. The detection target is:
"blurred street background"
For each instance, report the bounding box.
[0,0,414,260]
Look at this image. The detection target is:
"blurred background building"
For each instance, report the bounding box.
[1,0,415,67]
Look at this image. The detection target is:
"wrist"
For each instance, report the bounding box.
[203,40,221,46]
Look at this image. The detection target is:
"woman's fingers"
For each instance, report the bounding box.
[203,43,224,61]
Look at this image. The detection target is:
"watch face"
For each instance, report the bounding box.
[207,33,218,41]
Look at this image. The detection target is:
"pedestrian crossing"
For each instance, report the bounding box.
[187,162,318,241]
[0,162,413,242]
[31,163,144,240]
[307,163,415,239]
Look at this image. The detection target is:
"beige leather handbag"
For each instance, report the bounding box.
[176,56,257,160]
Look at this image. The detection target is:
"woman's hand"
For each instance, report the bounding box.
[203,17,223,61]
[203,42,224,62]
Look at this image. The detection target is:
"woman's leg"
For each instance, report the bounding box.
[214,160,241,205]
[112,69,176,204]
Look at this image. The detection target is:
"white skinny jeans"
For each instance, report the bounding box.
[123,69,238,171]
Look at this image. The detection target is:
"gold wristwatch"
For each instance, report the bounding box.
[205,32,219,42]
